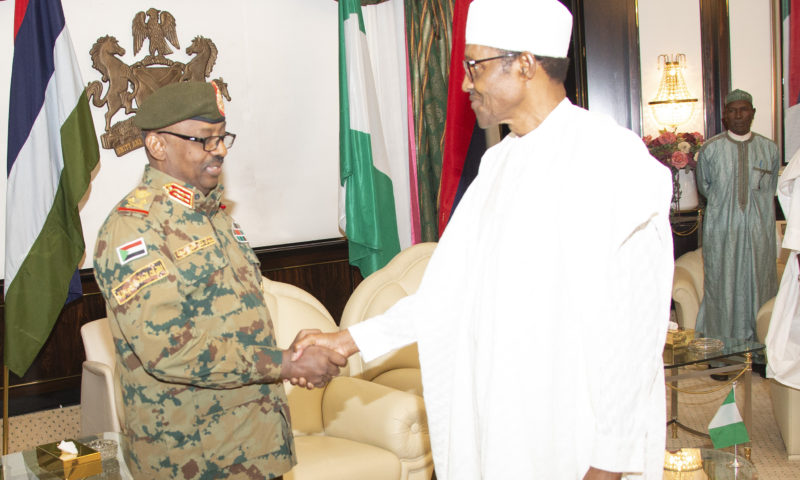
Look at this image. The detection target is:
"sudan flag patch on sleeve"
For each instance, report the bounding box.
[117,238,148,265]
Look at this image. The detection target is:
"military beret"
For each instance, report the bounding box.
[725,89,753,106]
[133,81,225,130]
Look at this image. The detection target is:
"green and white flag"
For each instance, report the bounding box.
[338,0,401,277]
[708,388,750,449]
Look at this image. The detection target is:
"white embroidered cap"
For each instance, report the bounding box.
[465,0,573,58]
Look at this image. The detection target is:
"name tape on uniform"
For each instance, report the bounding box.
[174,236,216,260]
[112,259,169,305]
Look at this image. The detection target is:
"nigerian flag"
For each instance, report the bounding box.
[338,0,401,277]
[708,388,750,449]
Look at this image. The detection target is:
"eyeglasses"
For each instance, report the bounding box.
[462,52,520,82]
[157,131,236,152]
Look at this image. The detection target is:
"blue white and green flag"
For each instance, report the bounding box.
[5,0,99,376]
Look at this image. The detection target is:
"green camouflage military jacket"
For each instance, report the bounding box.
[93,165,295,479]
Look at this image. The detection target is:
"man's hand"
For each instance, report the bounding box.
[280,345,346,389]
[583,467,622,480]
[290,330,359,361]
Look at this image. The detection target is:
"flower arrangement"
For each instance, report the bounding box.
[643,130,705,211]
[643,130,704,171]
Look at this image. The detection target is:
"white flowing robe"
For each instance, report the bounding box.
[350,100,674,479]
[766,149,800,389]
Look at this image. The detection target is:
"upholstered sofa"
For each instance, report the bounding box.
[671,248,704,330]
[80,277,434,480]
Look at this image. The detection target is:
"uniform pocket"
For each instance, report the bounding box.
[173,240,228,296]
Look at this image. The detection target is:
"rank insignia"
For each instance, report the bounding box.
[232,222,248,243]
[164,183,194,208]
[117,238,148,265]
[174,236,216,260]
[118,188,151,215]
[112,259,168,305]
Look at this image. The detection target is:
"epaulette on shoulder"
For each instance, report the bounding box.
[116,186,155,217]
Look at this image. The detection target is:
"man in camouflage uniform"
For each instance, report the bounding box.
[93,82,345,479]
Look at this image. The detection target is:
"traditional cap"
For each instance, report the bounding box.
[725,89,753,106]
[465,0,573,58]
[133,81,225,130]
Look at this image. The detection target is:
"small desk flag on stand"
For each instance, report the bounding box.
[708,388,750,449]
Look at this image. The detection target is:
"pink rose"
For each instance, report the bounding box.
[693,132,704,142]
[643,135,653,145]
[671,151,689,169]
[656,132,677,145]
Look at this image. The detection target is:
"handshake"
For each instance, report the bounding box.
[280,329,360,389]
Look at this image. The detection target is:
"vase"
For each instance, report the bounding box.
[675,169,699,211]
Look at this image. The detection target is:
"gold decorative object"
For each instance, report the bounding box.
[36,440,102,479]
[664,448,708,480]
[666,328,695,349]
[648,54,698,129]
[87,8,231,156]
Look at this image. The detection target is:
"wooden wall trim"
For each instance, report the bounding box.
[700,0,731,138]
[581,0,642,134]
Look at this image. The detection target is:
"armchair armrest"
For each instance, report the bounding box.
[80,361,121,435]
[321,376,429,461]
[672,268,700,330]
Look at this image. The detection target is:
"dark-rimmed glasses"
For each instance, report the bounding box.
[462,52,520,82]
[157,131,236,152]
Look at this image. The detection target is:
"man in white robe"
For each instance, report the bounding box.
[293,0,674,478]
[766,148,800,389]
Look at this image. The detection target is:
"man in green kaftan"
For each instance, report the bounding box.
[695,89,779,342]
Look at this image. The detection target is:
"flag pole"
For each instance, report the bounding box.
[3,365,9,455]
[730,443,741,469]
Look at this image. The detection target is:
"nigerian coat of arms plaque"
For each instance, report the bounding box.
[87,8,230,156]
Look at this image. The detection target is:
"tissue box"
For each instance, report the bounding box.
[36,440,102,479]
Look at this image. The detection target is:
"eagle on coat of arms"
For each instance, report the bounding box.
[87,9,231,156]
[132,8,179,63]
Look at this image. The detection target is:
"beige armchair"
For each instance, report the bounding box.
[672,248,704,330]
[340,242,436,396]
[756,298,800,460]
[79,278,434,480]
[262,276,434,480]
[79,317,123,436]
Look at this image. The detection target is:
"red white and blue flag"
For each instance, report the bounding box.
[5,0,99,376]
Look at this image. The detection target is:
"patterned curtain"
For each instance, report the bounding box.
[406,0,454,242]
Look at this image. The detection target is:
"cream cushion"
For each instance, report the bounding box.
[340,243,436,395]
[263,276,434,480]
[672,248,704,330]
